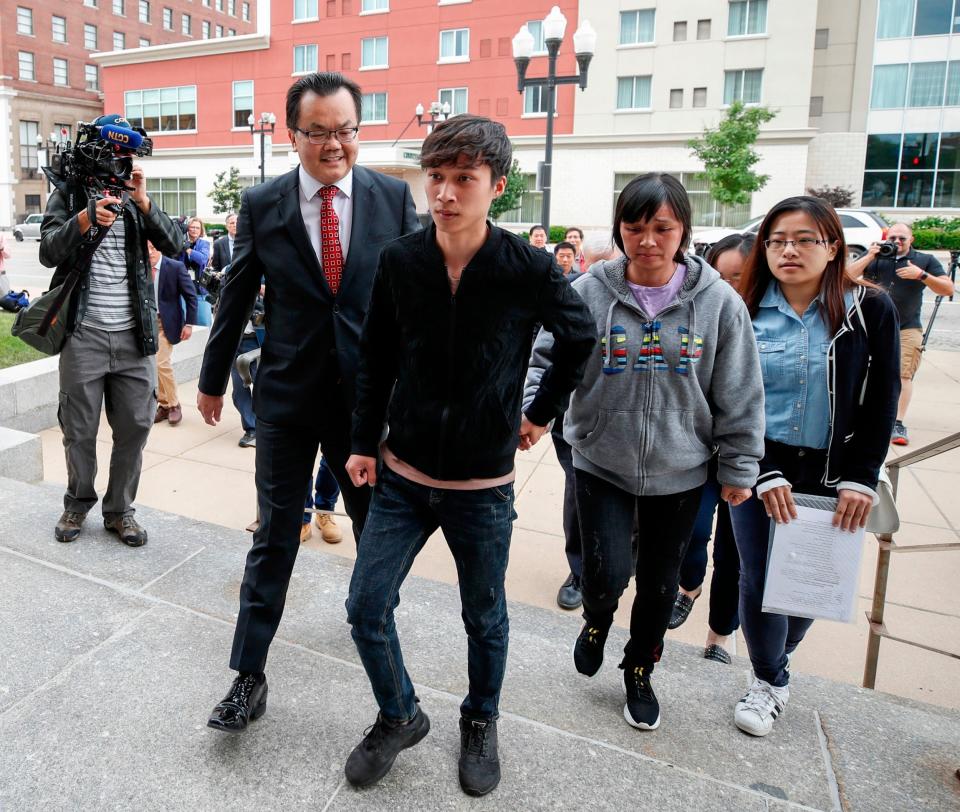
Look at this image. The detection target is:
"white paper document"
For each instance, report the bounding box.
[761,494,866,623]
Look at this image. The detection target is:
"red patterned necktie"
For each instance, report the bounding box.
[318,185,343,295]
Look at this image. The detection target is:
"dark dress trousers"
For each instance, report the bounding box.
[198,164,420,673]
[157,256,198,344]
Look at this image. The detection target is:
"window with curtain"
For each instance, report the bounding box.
[495,174,542,224]
[612,172,749,226]
[125,86,197,132]
[361,92,387,122]
[361,36,388,68]
[876,0,913,38]
[232,80,253,128]
[145,178,197,217]
[294,0,317,19]
[293,44,318,73]
[526,20,546,53]
[19,121,39,171]
[524,85,551,114]
[728,0,767,36]
[439,87,468,116]
[723,69,762,104]
[946,61,960,104]
[870,64,908,108]
[619,9,656,45]
[908,61,946,106]
[616,76,652,109]
[439,28,469,59]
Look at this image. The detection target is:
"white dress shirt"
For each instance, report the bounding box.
[298,165,353,266]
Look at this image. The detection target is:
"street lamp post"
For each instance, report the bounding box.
[247,111,277,184]
[512,6,595,236]
[415,100,452,134]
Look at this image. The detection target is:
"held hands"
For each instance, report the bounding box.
[896,262,925,281]
[518,415,547,451]
[720,485,751,507]
[196,392,223,426]
[346,454,377,487]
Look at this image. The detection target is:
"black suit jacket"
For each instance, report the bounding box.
[198,164,420,426]
[211,235,233,273]
[156,256,198,344]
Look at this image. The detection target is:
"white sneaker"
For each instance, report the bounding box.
[734,677,789,737]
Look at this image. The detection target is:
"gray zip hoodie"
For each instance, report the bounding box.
[524,253,765,496]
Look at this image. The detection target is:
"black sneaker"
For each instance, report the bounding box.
[573,622,608,677]
[556,572,582,610]
[623,665,660,730]
[344,707,430,788]
[458,717,500,797]
[667,591,697,629]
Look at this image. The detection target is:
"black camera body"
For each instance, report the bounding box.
[199,266,264,326]
[877,240,899,258]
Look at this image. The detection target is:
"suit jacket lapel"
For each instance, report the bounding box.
[276,168,328,293]
[338,166,373,300]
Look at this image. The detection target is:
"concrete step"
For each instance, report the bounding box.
[1,477,958,811]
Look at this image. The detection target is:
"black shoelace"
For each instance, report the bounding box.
[360,715,392,753]
[229,673,259,706]
[463,721,489,757]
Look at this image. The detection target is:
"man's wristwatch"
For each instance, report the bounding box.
[920,271,929,281]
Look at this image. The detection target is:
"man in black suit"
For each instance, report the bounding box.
[197,72,420,731]
[210,212,237,273]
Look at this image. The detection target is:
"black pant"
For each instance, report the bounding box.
[230,385,371,673]
[576,467,702,670]
[551,432,582,579]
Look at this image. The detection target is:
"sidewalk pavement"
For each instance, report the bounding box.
[36,352,960,712]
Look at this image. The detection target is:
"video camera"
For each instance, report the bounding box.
[199,266,264,326]
[43,115,153,213]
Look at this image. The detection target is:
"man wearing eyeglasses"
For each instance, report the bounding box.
[197,72,419,732]
[847,222,954,445]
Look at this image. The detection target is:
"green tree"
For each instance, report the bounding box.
[208,166,243,215]
[688,101,777,207]
[489,159,525,221]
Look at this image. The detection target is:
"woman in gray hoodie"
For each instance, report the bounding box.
[524,173,765,731]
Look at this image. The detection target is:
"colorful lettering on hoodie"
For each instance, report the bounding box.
[601,324,629,374]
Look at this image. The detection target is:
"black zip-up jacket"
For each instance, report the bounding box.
[39,179,184,357]
[755,286,901,496]
[352,224,596,480]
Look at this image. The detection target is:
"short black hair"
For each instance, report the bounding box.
[564,227,583,239]
[420,115,512,183]
[554,241,575,255]
[286,72,363,129]
[613,173,692,263]
[529,224,547,237]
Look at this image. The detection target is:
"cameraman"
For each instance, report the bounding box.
[39,113,183,546]
[847,222,954,445]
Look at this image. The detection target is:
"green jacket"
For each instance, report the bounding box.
[39,183,184,357]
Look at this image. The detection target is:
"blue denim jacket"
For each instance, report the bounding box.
[753,282,844,450]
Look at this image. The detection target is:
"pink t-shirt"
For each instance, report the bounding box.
[626,264,686,318]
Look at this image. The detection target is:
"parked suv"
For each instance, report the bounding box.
[13,214,44,242]
[692,208,886,261]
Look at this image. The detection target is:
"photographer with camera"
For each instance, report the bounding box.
[847,223,954,445]
[39,113,183,546]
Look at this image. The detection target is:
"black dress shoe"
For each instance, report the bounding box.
[556,572,582,610]
[703,644,732,664]
[667,592,697,630]
[207,672,268,732]
[344,706,430,787]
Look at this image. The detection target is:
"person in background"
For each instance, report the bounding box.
[180,217,211,283]
[211,212,237,273]
[528,224,548,250]
[301,455,343,543]
[553,241,579,278]
[581,234,619,267]
[527,173,764,732]
[148,240,198,427]
[730,196,899,737]
[564,226,586,273]
[667,233,755,665]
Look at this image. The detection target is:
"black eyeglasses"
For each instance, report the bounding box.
[294,127,359,144]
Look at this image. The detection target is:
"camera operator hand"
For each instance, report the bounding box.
[130,163,151,213]
[78,196,122,234]
[197,391,223,426]
[845,241,881,282]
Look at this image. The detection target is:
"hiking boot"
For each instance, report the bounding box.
[891,421,909,446]
[104,514,148,547]
[623,665,660,730]
[154,405,170,424]
[668,591,697,629]
[54,510,86,543]
[315,513,343,544]
[556,572,582,610]
[734,677,789,737]
[207,672,268,732]
[458,717,501,797]
[573,622,609,677]
[344,707,430,788]
[299,522,312,543]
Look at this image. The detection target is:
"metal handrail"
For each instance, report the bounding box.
[862,430,960,689]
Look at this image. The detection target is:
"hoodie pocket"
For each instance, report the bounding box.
[642,409,711,477]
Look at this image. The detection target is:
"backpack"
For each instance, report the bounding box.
[0,289,29,312]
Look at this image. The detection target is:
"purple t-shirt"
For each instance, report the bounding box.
[626,264,687,318]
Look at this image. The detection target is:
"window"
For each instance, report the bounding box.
[113,0,125,14]
[616,76,652,109]
[361,36,388,68]
[814,28,829,48]
[85,64,100,90]
[439,28,469,60]
[673,21,687,41]
[294,0,317,19]
[18,51,35,81]
[202,20,211,37]
[52,16,67,43]
[53,58,68,86]
[24,195,42,215]
[19,121,39,175]
[908,61,947,106]
[362,0,388,10]
[670,88,683,108]
[728,0,767,36]
[723,69,762,104]
[809,96,824,116]
[242,2,250,20]
[915,0,953,35]
[361,91,387,122]
[125,85,197,132]
[693,87,707,107]
[114,31,126,50]
[215,24,223,36]
[526,20,546,53]
[439,87,468,116]
[203,0,210,6]
[17,7,33,35]
[861,131,958,208]
[871,63,908,107]
[182,14,191,34]
[139,0,150,22]
[946,60,960,104]
[620,9,655,45]
[145,177,197,217]
[84,0,98,7]
[228,0,235,15]
[215,0,223,11]
[163,8,173,29]
[85,24,98,49]
[877,0,913,38]
[496,173,542,224]
[697,18,711,39]
[613,172,749,227]
[293,44,318,73]
[139,37,150,47]
[233,79,253,127]
[524,85,552,115]
[227,28,235,35]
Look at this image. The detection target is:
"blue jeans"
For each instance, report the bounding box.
[230,333,259,432]
[303,455,341,523]
[346,465,516,722]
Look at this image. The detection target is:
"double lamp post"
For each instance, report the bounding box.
[248,111,277,184]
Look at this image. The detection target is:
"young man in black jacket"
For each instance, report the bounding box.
[342,116,595,797]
